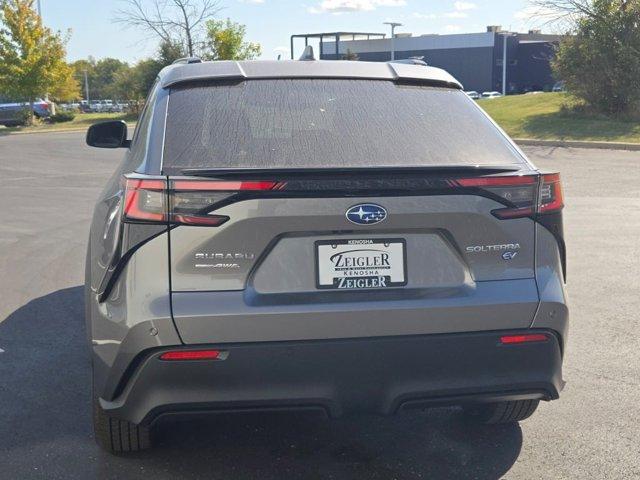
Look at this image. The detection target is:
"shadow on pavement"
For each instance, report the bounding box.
[0,287,523,480]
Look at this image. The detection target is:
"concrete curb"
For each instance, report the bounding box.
[0,123,137,137]
[515,138,640,151]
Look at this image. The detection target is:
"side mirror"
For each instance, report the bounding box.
[86,120,130,148]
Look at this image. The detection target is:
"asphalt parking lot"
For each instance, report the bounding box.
[0,131,639,479]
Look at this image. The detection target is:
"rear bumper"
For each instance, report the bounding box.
[101,329,564,425]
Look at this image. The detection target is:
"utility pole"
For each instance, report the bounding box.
[84,70,90,103]
[383,22,402,61]
[37,0,46,101]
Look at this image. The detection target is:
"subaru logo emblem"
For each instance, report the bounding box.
[346,204,387,225]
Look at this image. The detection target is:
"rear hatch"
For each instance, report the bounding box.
[159,78,548,344]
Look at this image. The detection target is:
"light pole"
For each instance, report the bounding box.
[501,32,514,96]
[383,22,402,61]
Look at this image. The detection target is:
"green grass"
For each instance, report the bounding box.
[3,94,639,143]
[0,112,137,135]
[478,92,640,143]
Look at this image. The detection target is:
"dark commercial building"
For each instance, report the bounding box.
[291,27,561,93]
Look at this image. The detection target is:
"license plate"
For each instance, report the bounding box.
[316,238,407,290]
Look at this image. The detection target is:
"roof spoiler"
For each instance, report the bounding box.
[160,59,462,90]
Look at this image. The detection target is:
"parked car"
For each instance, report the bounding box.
[464,90,480,100]
[481,91,503,99]
[85,58,568,454]
[89,100,102,112]
[0,98,54,126]
[103,99,125,112]
[58,102,81,112]
[87,99,124,113]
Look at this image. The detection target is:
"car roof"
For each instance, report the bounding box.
[158,60,463,90]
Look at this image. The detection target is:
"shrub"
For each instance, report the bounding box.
[49,111,75,123]
[552,0,640,117]
[13,107,31,126]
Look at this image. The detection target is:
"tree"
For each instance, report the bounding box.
[49,63,81,101]
[112,56,167,114]
[0,0,80,121]
[130,58,162,97]
[115,0,221,57]
[528,0,598,28]
[203,18,261,60]
[342,49,359,61]
[532,0,640,116]
[71,57,130,100]
[70,58,96,100]
[158,38,186,64]
[94,58,130,99]
[111,39,185,106]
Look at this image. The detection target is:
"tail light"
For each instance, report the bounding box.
[122,176,283,226]
[450,173,563,219]
[123,178,166,222]
[538,173,564,214]
[122,172,562,225]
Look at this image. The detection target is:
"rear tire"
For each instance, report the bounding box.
[463,399,539,424]
[93,397,151,453]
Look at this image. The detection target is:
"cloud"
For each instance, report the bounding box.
[443,11,468,18]
[413,2,476,20]
[453,1,477,11]
[308,0,406,14]
[412,12,437,19]
[443,24,462,32]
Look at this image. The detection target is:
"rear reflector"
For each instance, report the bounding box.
[500,333,549,345]
[159,349,222,361]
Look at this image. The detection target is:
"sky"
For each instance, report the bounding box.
[40,0,549,63]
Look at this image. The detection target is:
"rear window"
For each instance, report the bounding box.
[163,79,524,173]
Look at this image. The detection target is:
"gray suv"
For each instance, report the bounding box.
[85,58,568,454]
